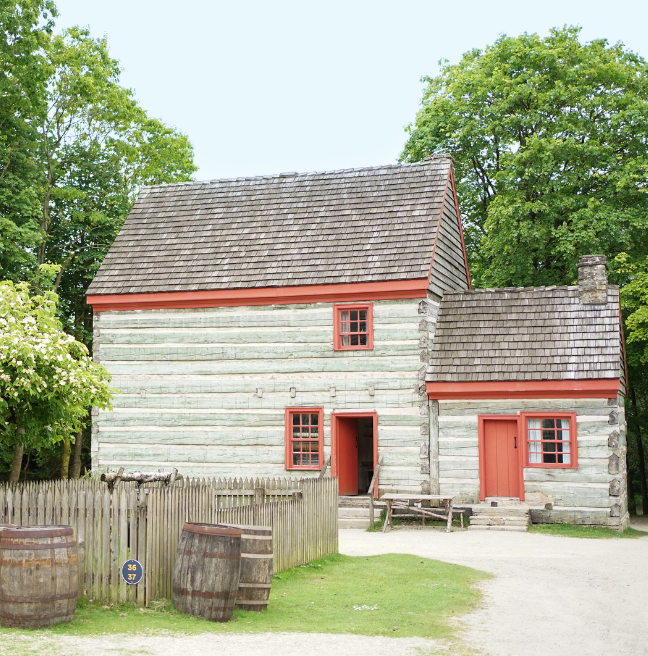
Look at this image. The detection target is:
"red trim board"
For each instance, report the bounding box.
[88,279,430,312]
[426,379,621,400]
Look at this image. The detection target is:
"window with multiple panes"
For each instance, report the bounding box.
[523,412,577,468]
[333,303,373,350]
[284,408,323,470]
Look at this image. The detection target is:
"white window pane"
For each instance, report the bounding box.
[341,335,349,346]
[562,453,571,464]
[341,311,349,321]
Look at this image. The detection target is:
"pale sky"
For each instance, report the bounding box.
[55,0,648,182]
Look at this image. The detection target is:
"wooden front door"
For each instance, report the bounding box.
[336,417,358,495]
[483,419,520,498]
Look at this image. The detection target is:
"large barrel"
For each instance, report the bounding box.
[0,525,78,628]
[228,525,273,611]
[172,523,241,622]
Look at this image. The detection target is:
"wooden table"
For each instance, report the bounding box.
[380,494,456,533]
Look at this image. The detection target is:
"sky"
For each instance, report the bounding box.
[55,0,648,182]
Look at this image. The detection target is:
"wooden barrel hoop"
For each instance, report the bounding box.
[0,525,79,628]
[227,525,273,611]
[172,523,242,622]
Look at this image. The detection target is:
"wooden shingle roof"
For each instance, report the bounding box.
[427,286,623,382]
[88,157,462,295]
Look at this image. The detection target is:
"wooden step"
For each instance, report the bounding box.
[470,516,529,527]
[472,506,529,517]
[468,525,528,532]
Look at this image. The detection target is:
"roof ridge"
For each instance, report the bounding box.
[141,156,453,191]
[442,285,580,295]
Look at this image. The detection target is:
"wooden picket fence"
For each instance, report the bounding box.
[0,476,338,605]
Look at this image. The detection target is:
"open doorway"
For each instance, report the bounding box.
[332,413,377,495]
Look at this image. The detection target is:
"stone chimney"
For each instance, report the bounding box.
[576,255,608,304]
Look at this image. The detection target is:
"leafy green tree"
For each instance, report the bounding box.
[402,27,648,512]
[0,1,57,281]
[615,254,648,511]
[401,26,648,288]
[0,14,196,479]
[0,278,113,482]
[36,27,196,344]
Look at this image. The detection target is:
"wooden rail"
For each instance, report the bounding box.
[0,476,338,605]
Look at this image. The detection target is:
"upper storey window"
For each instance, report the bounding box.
[334,303,373,350]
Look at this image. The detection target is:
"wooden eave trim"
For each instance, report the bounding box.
[449,168,471,289]
[426,379,621,400]
[87,279,430,312]
[425,170,450,283]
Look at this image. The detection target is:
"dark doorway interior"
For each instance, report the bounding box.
[357,417,374,494]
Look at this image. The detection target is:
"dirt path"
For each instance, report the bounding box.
[340,524,648,656]
[1,631,439,656]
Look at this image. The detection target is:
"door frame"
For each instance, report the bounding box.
[331,412,378,497]
[477,414,525,502]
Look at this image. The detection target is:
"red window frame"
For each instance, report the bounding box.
[333,303,373,351]
[284,407,324,471]
[520,411,578,469]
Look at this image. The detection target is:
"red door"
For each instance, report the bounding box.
[337,418,358,495]
[484,419,520,498]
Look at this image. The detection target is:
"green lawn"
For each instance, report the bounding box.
[528,523,646,539]
[0,554,489,641]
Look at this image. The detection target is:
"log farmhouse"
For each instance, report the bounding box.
[87,156,628,529]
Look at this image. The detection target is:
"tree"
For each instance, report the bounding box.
[0,278,113,482]
[401,26,648,288]
[0,14,196,479]
[0,1,57,282]
[401,26,648,514]
[615,254,648,511]
[35,27,196,344]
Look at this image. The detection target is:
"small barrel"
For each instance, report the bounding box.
[0,525,79,628]
[228,525,273,611]
[172,523,241,622]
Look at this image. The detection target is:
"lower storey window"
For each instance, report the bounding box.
[285,408,323,470]
[527,416,573,465]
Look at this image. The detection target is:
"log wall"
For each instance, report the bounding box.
[93,298,435,494]
[435,394,628,528]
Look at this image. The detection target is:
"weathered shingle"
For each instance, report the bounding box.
[427,286,623,382]
[88,157,458,295]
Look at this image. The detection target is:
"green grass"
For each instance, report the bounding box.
[528,523,647,539]
[0,554,489,642]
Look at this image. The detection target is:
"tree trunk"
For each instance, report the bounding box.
[630,386,648,515]
[61,434,71,480]
[635,430,648,515]
[9,428,25,483]
[22,447,31,482]
[71,431,83,479]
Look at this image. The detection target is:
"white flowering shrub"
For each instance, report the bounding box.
[0,281,113,451]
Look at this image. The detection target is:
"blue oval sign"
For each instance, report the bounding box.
[121,559,143,585]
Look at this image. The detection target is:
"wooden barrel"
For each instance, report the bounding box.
[172,523,241,622]
[227,525,273,611]
[0,525,78,628]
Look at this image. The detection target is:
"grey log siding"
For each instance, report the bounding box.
[428,188,469,298]
[436,397,628,527]
[93,299,431,493]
